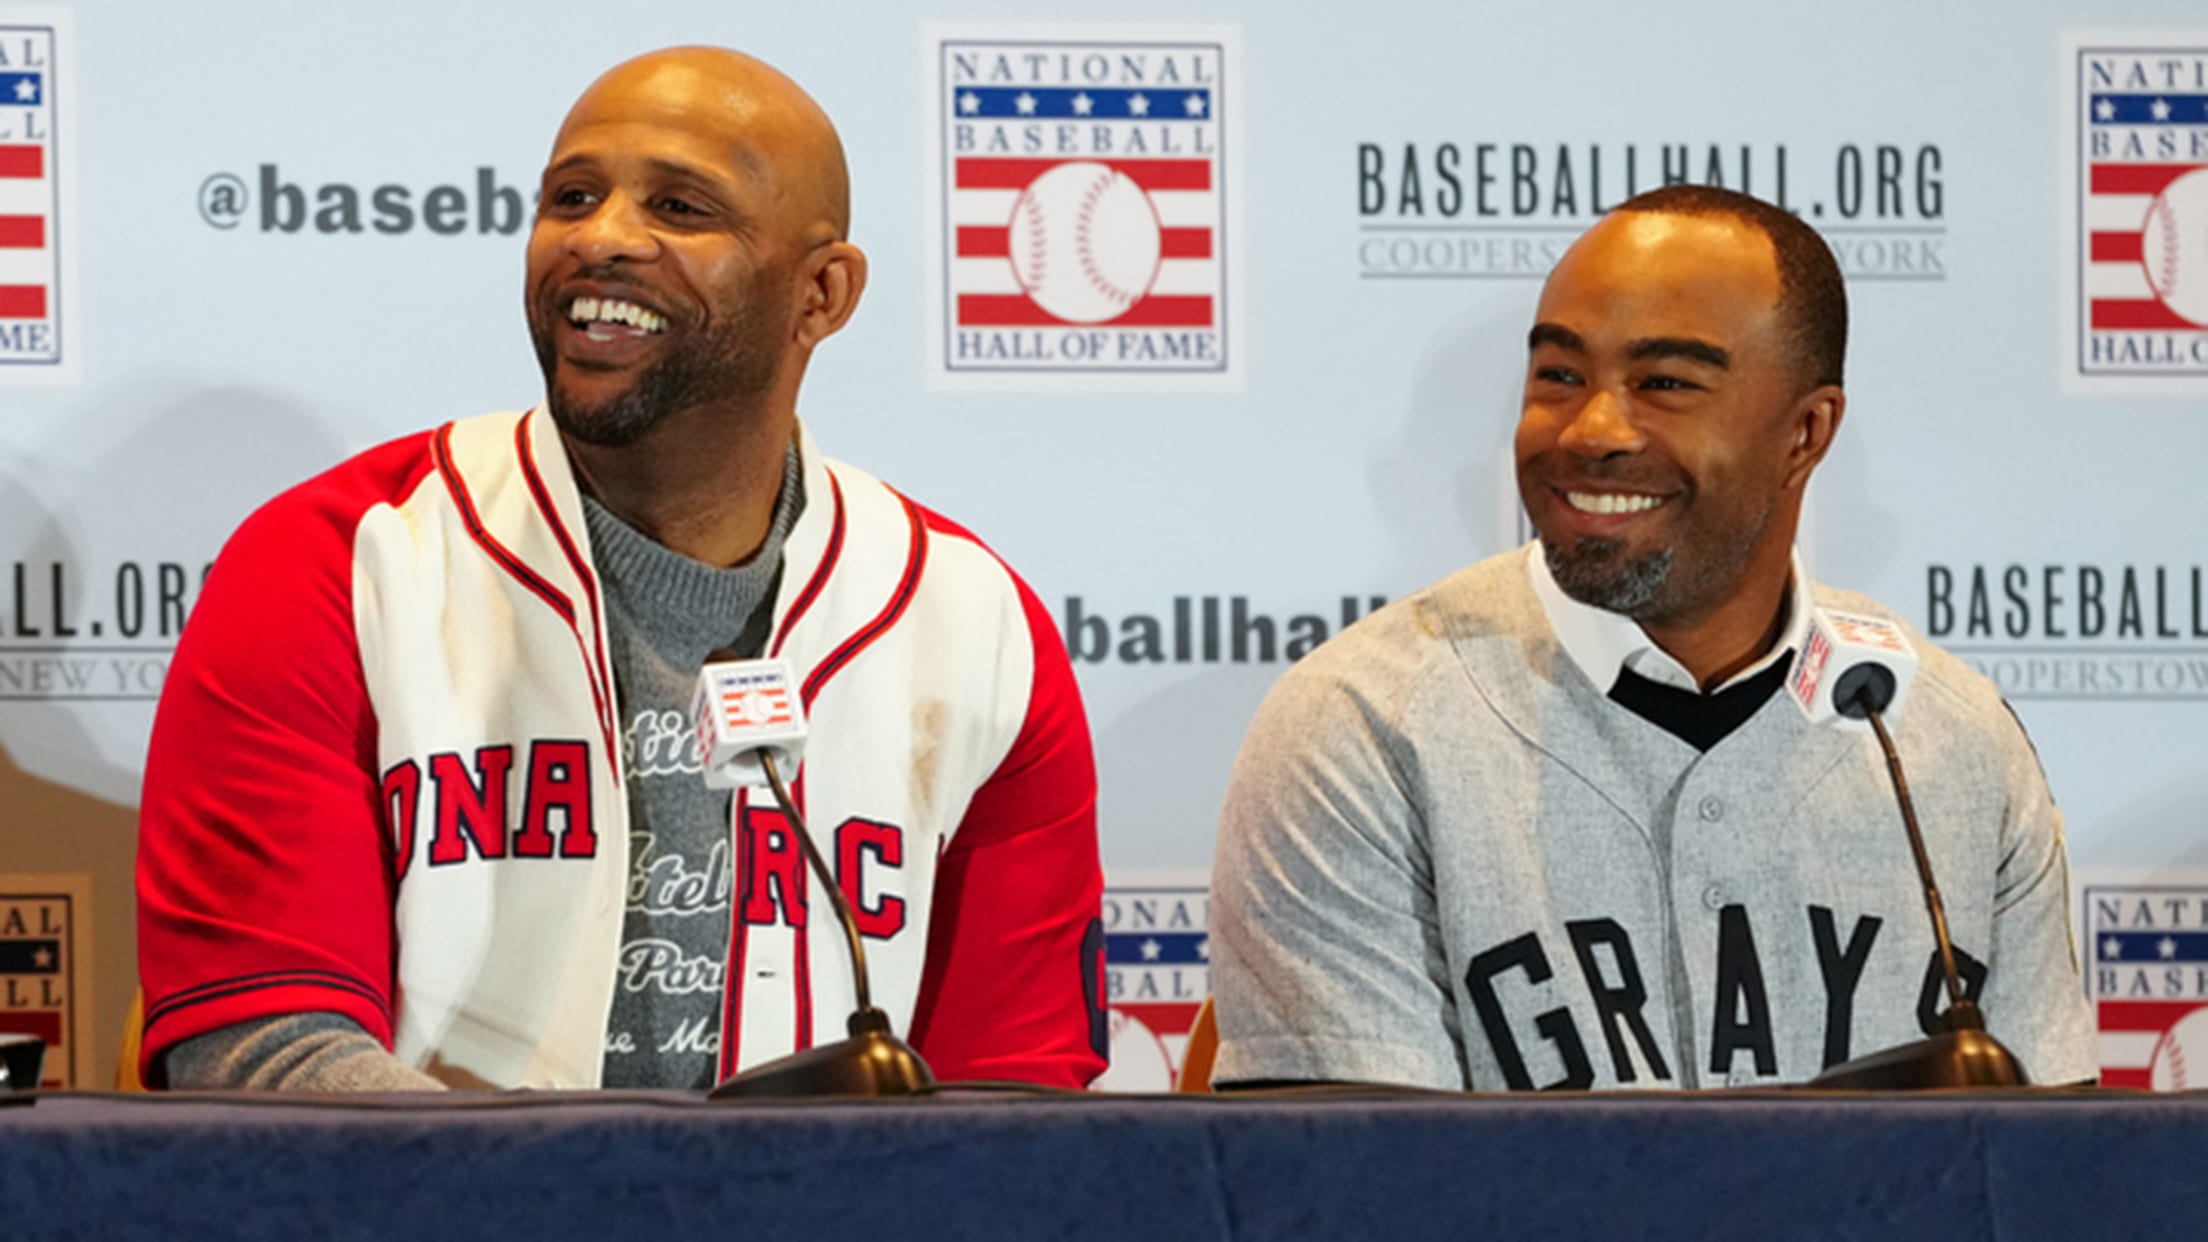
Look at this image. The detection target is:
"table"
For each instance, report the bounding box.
[3,1088,2201,1239]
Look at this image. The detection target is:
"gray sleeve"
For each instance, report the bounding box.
[164,1012,448,1092]
[1209,655,1467,1089]
[1980,711,2099,1085]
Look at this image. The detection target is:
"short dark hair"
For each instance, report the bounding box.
[1611,184,1847,390]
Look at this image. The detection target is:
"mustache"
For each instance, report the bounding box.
[1527,455,1682,492]
[562,264,632,287]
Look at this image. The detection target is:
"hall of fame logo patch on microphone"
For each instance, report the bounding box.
[925,26,1240,388]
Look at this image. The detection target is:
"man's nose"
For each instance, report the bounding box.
[1557,389,1645,456]
[567,192,660,265]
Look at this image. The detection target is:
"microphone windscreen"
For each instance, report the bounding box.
[1788,608,1919,731]
[691,657,809,789]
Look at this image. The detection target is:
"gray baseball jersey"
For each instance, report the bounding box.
[1210,546,2097,1090]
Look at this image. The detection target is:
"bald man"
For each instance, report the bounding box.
[1210,185,2095,1091]
[136,48,1107,1091]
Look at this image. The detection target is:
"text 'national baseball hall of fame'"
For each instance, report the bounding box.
[929,31,1235,384]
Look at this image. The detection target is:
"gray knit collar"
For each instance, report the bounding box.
[579,443,805,650]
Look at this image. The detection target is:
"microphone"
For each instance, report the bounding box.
[1788,609,2025,1091]
[0,1032,43,1103]
[690,651,936,1099]
[693,657,808,791]
[1786,607,1919,731]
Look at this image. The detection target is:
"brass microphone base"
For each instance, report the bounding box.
[707,1009,936,1099]
[1801,1027,2026,1092]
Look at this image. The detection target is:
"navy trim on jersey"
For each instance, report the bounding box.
[792,780,815,1053]
[514,413,618,778]
[803,494,930,707]
[434,422,618,767]
[435,424,576,626]
[146,968,391,1030]
[720,787,755,1080]
[773,470,847,656]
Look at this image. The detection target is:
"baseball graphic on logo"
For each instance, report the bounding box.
[2148,1005,2208,1091]
[2142,167,2208,328]
[1007,161,1163,324]
[1093,1009,1175,1091]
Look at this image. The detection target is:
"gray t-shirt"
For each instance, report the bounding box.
[1210,547,2097,1090]
[587,446,802,1089]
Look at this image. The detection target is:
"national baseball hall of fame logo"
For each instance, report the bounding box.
[2063,34,2208,389]
[0,10,71,380]
[1091,882,1208,1091]
[0,875,88,1089]
[2084,883,2208,1090]
[926,28,1238,386]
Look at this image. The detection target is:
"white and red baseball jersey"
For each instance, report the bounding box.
[138,406,1107,1089]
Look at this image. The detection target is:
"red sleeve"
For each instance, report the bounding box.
[136,436,433,1085]
[905,568,1107,1088]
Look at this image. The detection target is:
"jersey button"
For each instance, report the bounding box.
[1701,884,1728,910]
[1698,795,1725,822]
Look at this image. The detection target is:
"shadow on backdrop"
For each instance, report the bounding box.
[1093,294,1531,874]
[0,377,347,1084]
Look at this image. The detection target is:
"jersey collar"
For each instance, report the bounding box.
[1524,541,1813,696]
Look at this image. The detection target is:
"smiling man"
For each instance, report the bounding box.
[1209,185,2095,1091]
[136,48,1107,1091]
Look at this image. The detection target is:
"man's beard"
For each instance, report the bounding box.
[530,293,785,449]
[1539,502,1769,623]
[1543,536,1677,616]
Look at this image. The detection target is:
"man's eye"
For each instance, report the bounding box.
[1640,375,1697,392]
[550,188,597,208]
[1533,366,1581,385]
[657,196,702,216]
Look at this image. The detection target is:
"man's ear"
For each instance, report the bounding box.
[796,240,868,349]
[1782,385,1845,491]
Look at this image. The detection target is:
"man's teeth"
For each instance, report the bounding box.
[567,297,667,333]
[1566,492,1663,515]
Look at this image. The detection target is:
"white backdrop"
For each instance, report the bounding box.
[1,0,2204,1090]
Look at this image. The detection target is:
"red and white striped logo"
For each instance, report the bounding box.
[2084,884,2208,1089]
[2068,40,2208,383]
[1789,627,1832,706]
[721,683,793,730]
[1092,882,1210,1093]
[0,19,63,372]
[932,32,1234,380]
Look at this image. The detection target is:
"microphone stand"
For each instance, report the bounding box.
[1801,692,2025,1091]
[707,752,936,1099]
